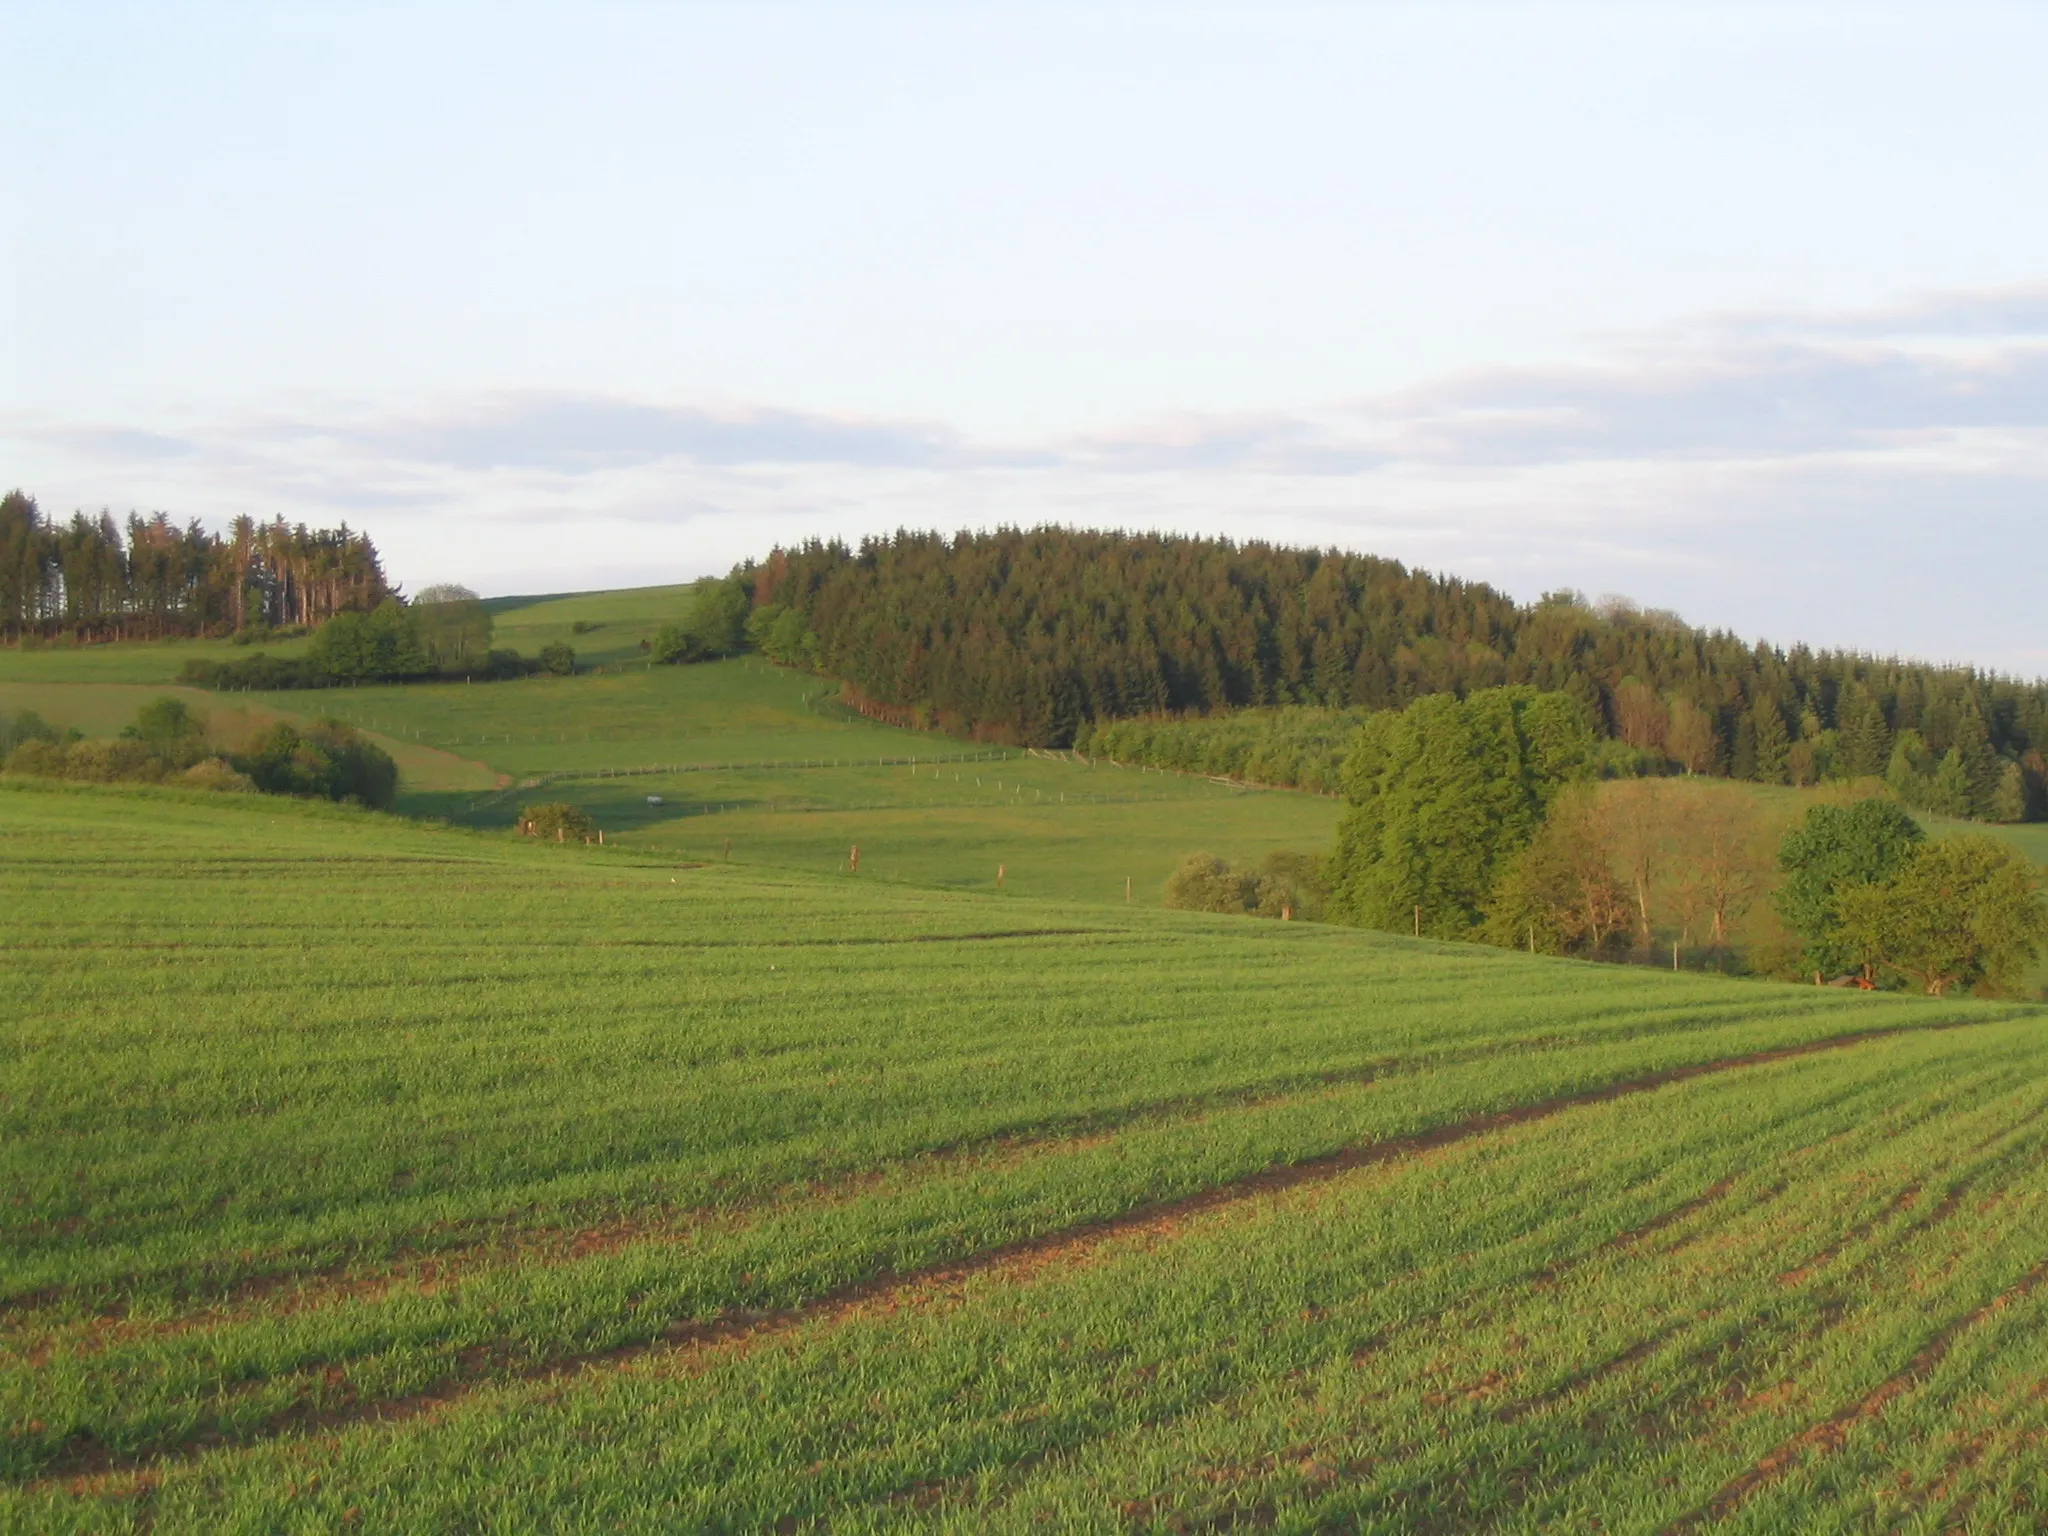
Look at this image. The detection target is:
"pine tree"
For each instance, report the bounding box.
[1751,701,1791,784]
[1846,696,1892,778]
[1992,761,2029,823]
[1928,748,1975,818]
[1953,698,2001,815]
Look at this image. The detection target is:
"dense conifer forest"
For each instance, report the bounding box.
[0,491,389,640]
[751,528,2048,815]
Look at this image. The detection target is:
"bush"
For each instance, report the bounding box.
[1163,853,1292,918]
[235,721,399,809]
[654,575,754,665]
[1,708,66,755]
[5,737,165,784]
[517,802,599,842]
[4,739,70,777]
[181,652,327,691]
[538,643,576,676]
[309,599,433,683]
[176,758,256,793]
[570,620,599,635]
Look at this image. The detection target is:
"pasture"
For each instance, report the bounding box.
[5,779,2048,1531]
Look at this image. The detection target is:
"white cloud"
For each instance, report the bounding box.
[4,283,2045,672]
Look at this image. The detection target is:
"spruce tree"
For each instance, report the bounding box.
[1847,696,1892,778]
[1751,701,1791,784]
[1929,748,1975,818]
[1953,699,2001,815]
[1992,761,2029,824]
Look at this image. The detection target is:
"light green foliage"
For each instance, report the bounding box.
[746,602,821,669]
[1836,835,2047,996]
[1992,759,2030,823]
[1078,706,1371,793]
[409,584,493,671]
[1,781,2040,1530]
[1775,798,1924,978]
[1162,851,1288,917]
[1329,686,1594,936]
[308,598,433,682]
[654,575,752,664]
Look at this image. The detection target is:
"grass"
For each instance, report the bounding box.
[5,779,2046,1531]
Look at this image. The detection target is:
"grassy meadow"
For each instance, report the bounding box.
[4,779,2048,1531]
[1,586,1342,903]
[11,592,2048,1529]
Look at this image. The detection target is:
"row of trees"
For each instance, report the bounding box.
[181,592,573,689]
[1,698,399,808]
[1077,707,1368,795]
[745,529,2048,821]
[0,491,391,640]
[1317,687,2046,994]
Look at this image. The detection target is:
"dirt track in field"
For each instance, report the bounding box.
[20,1018,1985,1494]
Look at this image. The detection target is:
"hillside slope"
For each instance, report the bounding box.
[5,781,2046,1529]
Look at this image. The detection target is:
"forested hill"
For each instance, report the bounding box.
[750,528,2048,780]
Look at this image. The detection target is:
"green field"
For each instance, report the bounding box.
[5,779,2048,1531]
[2,584,1340,903]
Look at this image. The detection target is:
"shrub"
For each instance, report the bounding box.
[1163,853,1291,918]
[5,737,165,784]
[654,575,754,665]
[1,708,66,754]
[4,739,69,777]
[518,802,599,842]
[176,758,256,793]
[235,721,399,809]
[538,643,576,676]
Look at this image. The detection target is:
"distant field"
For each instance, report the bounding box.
[0,632,312,686]
[0,681,499,800]
[4,780,2047,1531]
[483,583,698,669]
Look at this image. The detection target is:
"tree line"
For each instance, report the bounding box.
[181,588,574,690]
[1,698,399,809]
[1314,686,2044,995]
[746,528,2048,821]
[1,491,391,641]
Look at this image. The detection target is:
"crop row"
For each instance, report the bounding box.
[8,1018,2047,1531]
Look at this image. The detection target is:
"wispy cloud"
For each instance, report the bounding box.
[4,282,2045,671]
[295,394,965,474]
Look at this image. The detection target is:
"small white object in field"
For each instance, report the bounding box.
[646,794,663,804]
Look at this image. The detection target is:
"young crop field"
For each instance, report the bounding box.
[5,779,2048,1531]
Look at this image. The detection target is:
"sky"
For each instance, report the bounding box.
[4,2,2045,671]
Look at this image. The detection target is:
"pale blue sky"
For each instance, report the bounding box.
[5,3,2045,668]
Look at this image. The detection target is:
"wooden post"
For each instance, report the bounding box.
[997,863,1006,888]
[850,844,860,874]
[1414,906,1421,938]
[1125,876,1132,903]
[723,837,731,860]
[1672,940,1679,971]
